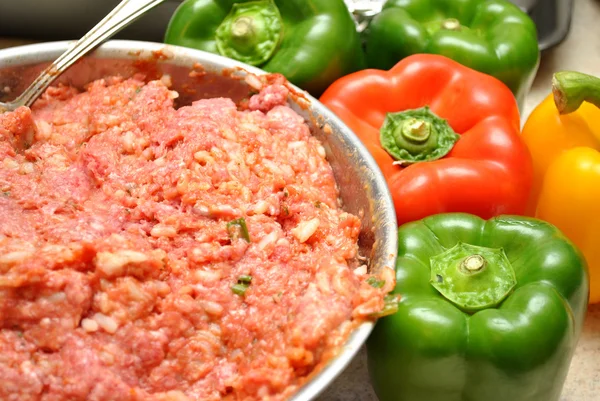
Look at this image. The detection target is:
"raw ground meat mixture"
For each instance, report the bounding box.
[0,74,388,401]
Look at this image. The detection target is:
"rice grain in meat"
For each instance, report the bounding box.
[0,74,387,401]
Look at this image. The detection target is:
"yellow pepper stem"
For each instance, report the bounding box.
[552,71,600,115]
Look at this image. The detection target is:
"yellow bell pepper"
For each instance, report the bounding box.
[522,71,600,304]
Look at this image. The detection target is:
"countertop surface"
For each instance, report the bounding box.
[0,0,599,400]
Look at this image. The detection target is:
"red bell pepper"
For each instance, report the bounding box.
[320,54,533,226]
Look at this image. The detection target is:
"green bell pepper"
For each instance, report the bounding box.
[363,0,540,108]
[164,0,365,96]
[367,213,589,401]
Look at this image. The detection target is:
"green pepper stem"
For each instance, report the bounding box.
[552,71,600,115]
[429,243,516,313]
[215,0,283,66]
[461,254,486,273]
[231,17,254,39]
[441,18,462,31]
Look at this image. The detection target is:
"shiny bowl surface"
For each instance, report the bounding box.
[0,40,397,401]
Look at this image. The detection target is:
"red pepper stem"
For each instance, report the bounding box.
[379,107,459,165]
[401,118,431,143]
[552,71,600,115]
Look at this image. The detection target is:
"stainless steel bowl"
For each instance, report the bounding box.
[0,40,398,401]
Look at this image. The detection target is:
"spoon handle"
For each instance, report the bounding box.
[14,0,166,109]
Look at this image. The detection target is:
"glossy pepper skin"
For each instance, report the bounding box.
[522,71,600,304]
[364,0,540,108]
[367,213,589,401]
[320,54,533,227]
[164,0,365,96]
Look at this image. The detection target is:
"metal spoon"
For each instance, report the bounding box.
[0,0,166,113]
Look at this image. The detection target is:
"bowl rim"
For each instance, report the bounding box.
[0,39,398,401]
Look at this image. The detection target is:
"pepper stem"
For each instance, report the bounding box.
[401,119,431,143]
[441,18,462,31]
[429,243,517,313]
[379,107,460,166]
[552,71,600,115]
[461,255,485,273]
[215,0,283,66]
[231,17,254,39]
